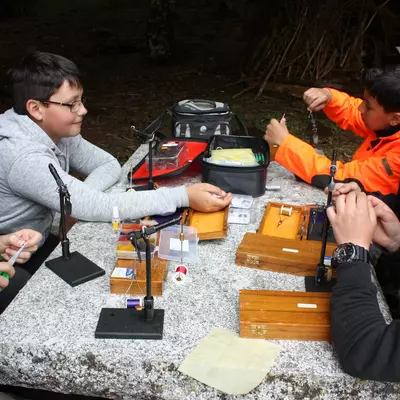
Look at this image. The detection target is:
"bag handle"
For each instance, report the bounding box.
[142,110,170,136]
[183,99,217,108]
[173,99,217,115]
[232,113,249,136]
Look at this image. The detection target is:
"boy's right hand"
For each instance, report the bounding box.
[0,262,16,289]
[186,183,232,212]
[303,88,333,111]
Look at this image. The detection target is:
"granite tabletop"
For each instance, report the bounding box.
[0,145,399,400]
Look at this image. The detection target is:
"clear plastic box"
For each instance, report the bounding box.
[158,225,198,262]
[146,141,187,171]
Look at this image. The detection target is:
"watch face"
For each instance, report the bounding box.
[335,243,356,264]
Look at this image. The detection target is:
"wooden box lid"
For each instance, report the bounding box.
[236,233,336,276]
[185,207,228,240]
[240,290,331,341]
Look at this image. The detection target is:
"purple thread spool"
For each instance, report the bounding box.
[127,298,141,308]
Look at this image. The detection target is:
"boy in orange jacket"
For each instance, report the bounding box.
[264,66,400,212]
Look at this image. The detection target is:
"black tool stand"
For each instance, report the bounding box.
[305,150,337,293]
[304,207,337,292]
[95,216,181,339]
[128,131,157,191]
[45,164,105,287]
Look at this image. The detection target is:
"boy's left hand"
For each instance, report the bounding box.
[264,119,289,146]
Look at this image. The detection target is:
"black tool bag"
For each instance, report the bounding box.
[201,135,270,197]
[172,99,247,139]
[140,99,247,142]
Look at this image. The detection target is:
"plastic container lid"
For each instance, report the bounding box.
[158,225,198,262]
[145,142,187,171]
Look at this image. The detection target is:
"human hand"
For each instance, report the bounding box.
[325,182,362,201]
[186,183,232,212]
[0,262,15,289]
[303,88,333,112]
[1,229,42,264]
[368,196,400,252]
[327,192,376,251]
[264,118,290,146]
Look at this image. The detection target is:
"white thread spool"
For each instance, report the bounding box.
[280,206,293,216]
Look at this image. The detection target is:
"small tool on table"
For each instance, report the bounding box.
[309,111,319,146]
[0,241,27,289]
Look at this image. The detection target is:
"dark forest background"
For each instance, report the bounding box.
[1,0,399,161]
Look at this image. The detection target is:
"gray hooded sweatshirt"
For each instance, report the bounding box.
[0,109,189,241]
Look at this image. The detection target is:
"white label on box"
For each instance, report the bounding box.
[282,248,299,253]
[297,303,317,309]
[111,268,135,278]
[170,238,189,252]
[324,256,332,266]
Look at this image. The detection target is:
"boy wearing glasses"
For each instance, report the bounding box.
[0,52,231,269]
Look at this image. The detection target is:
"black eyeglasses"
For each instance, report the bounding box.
[38,97,86,113]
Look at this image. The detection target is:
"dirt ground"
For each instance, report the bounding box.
[0,2,362,165]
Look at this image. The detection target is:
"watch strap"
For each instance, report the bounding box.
[354,244,370,263]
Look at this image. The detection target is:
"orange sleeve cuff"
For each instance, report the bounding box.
[323,88,343,111]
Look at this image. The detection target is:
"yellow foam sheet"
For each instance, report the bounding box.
[211,148,256,166]
[178,328,280,395]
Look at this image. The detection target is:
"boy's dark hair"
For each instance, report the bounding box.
[362,66,400,113]
[8,52,82,115]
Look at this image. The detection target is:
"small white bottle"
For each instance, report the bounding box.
[112,206,120,233]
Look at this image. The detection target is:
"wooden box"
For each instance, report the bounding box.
[110,257,168,296]
[184,207,229,240]
[270,144,279,162]
[258,202,310,241]
[240,290,331,341]
[236,233,336,276]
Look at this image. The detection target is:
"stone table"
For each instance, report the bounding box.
[0,145,399,400]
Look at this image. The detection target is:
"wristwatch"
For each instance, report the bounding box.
[331,242,370,268]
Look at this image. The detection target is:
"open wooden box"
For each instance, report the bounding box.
[184,207,229,240]
[236,233,336,276]
[258,202,310,241]
[258,202,336,243]
[110,257,168,296]
[240,289,331,341]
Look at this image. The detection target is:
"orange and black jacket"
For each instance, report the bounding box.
[275,88,400,212]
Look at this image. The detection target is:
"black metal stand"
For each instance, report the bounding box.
[45,164,105,287]
[305,151,337,292]
[95,216,181,339]
[129,127,158,191]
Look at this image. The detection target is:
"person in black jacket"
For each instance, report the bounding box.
[328,190,400,382]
